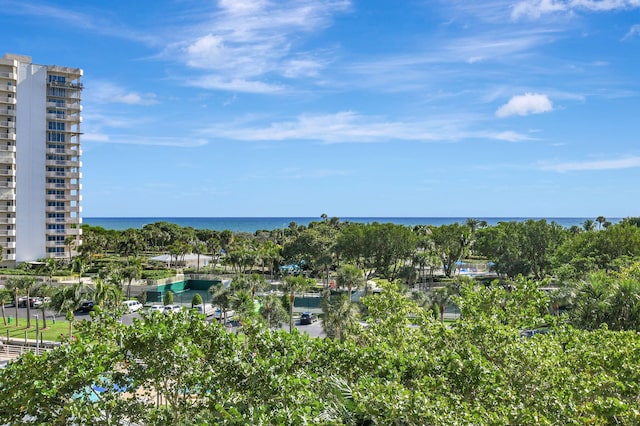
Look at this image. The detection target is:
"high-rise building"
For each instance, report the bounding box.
[0,53,82,265]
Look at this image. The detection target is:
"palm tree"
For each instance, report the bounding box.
[549,286,577,316]
[44,257,58,286]
[9,276,37,328]
[35,282,52,330]
[231,289,254,327]
[206,236,222,273]
[122,258,142,298]
[430,286,450,323]
[321,292,359,342]
[260,293,287,329]
[64,236,76,265]
[192,241,207,273]
[0,289,10,326]
[335,264,365,302]
[7,279,20,327]
[582,219,596,232]
[72,256,87,285]
[91,277,123,311]
[570,272,612,330]
[51,283,85,338]
[210,285,233,325]
[232,273,267,302]
[282,275,315,333]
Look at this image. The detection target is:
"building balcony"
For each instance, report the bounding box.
[0,109,15,116]
[45,160,69,167]
[0,229,16,236]
[0,192,15,201]
[46,113,82,123]
[0,132,16,140]
[0,169,15,176]
[1,86,16,94]
[47,101,82,112]
[0,205,16,213]
[2,242,16,249]
[0,121,15,129]
[46,148,67,155]
[0,182,15,189]
[0,97,16,104]
[4,253,15,261]
[0,72,17,80]
[0,149,14,158]
[0,217,16,224]
[46,206,73,213]
[46,194,67,201]
[50,171,82,180]
[46,241,67,248]
[46,182,79,190]
[57,226,82,235]
[48,80,83,90]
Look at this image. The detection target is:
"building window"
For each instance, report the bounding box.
[48,75,66,83]
[47,87,67,97]
[48,122,65,131]
[47,132,66,142]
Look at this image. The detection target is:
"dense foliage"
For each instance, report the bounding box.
[2,280,640,425]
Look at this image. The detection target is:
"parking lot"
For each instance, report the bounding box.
[2,304,326,336]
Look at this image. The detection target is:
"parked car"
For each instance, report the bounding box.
[29,297,43,308]
[300,312,318,325]
[147,304,165,314]
[213,309,235,321]
[16,296,28,308]
[121,300,143,313]
[79,300,95,312]
[193,303,216,317]
[163,304,182,315]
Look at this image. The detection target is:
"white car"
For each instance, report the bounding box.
[163,304,182,315]
[193,303,216,317]
[122,300,143,313]
[147,304,165,314]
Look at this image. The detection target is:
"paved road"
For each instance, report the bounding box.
[3,305,326,336]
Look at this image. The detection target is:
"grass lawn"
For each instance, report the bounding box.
[0,318,77,343]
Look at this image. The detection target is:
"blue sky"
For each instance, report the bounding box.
[3,0,640,218]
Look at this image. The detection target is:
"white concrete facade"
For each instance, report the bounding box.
[0,54,83,264]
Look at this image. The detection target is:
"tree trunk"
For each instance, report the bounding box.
[289,293,295,333]
[14,290,19,327]
[26,290,31,329]
[1,304,6,326]
[41,307,47,329]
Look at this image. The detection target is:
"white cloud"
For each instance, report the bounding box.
[187,75,285,94]
[204,111,437,143]
[496,93,554,117]
[512,0,640,20]
[86,81,158,105]
[492,131,535,142]
[624,24,640,39]
[539,156,640,172]
[165,0,351,92]
[87,135,208,148]
[202,111,532,144]
[2,1,157,44]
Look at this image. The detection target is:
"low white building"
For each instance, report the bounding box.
[149,253,213,269]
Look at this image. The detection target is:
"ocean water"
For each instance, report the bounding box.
[82,217,615,233]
